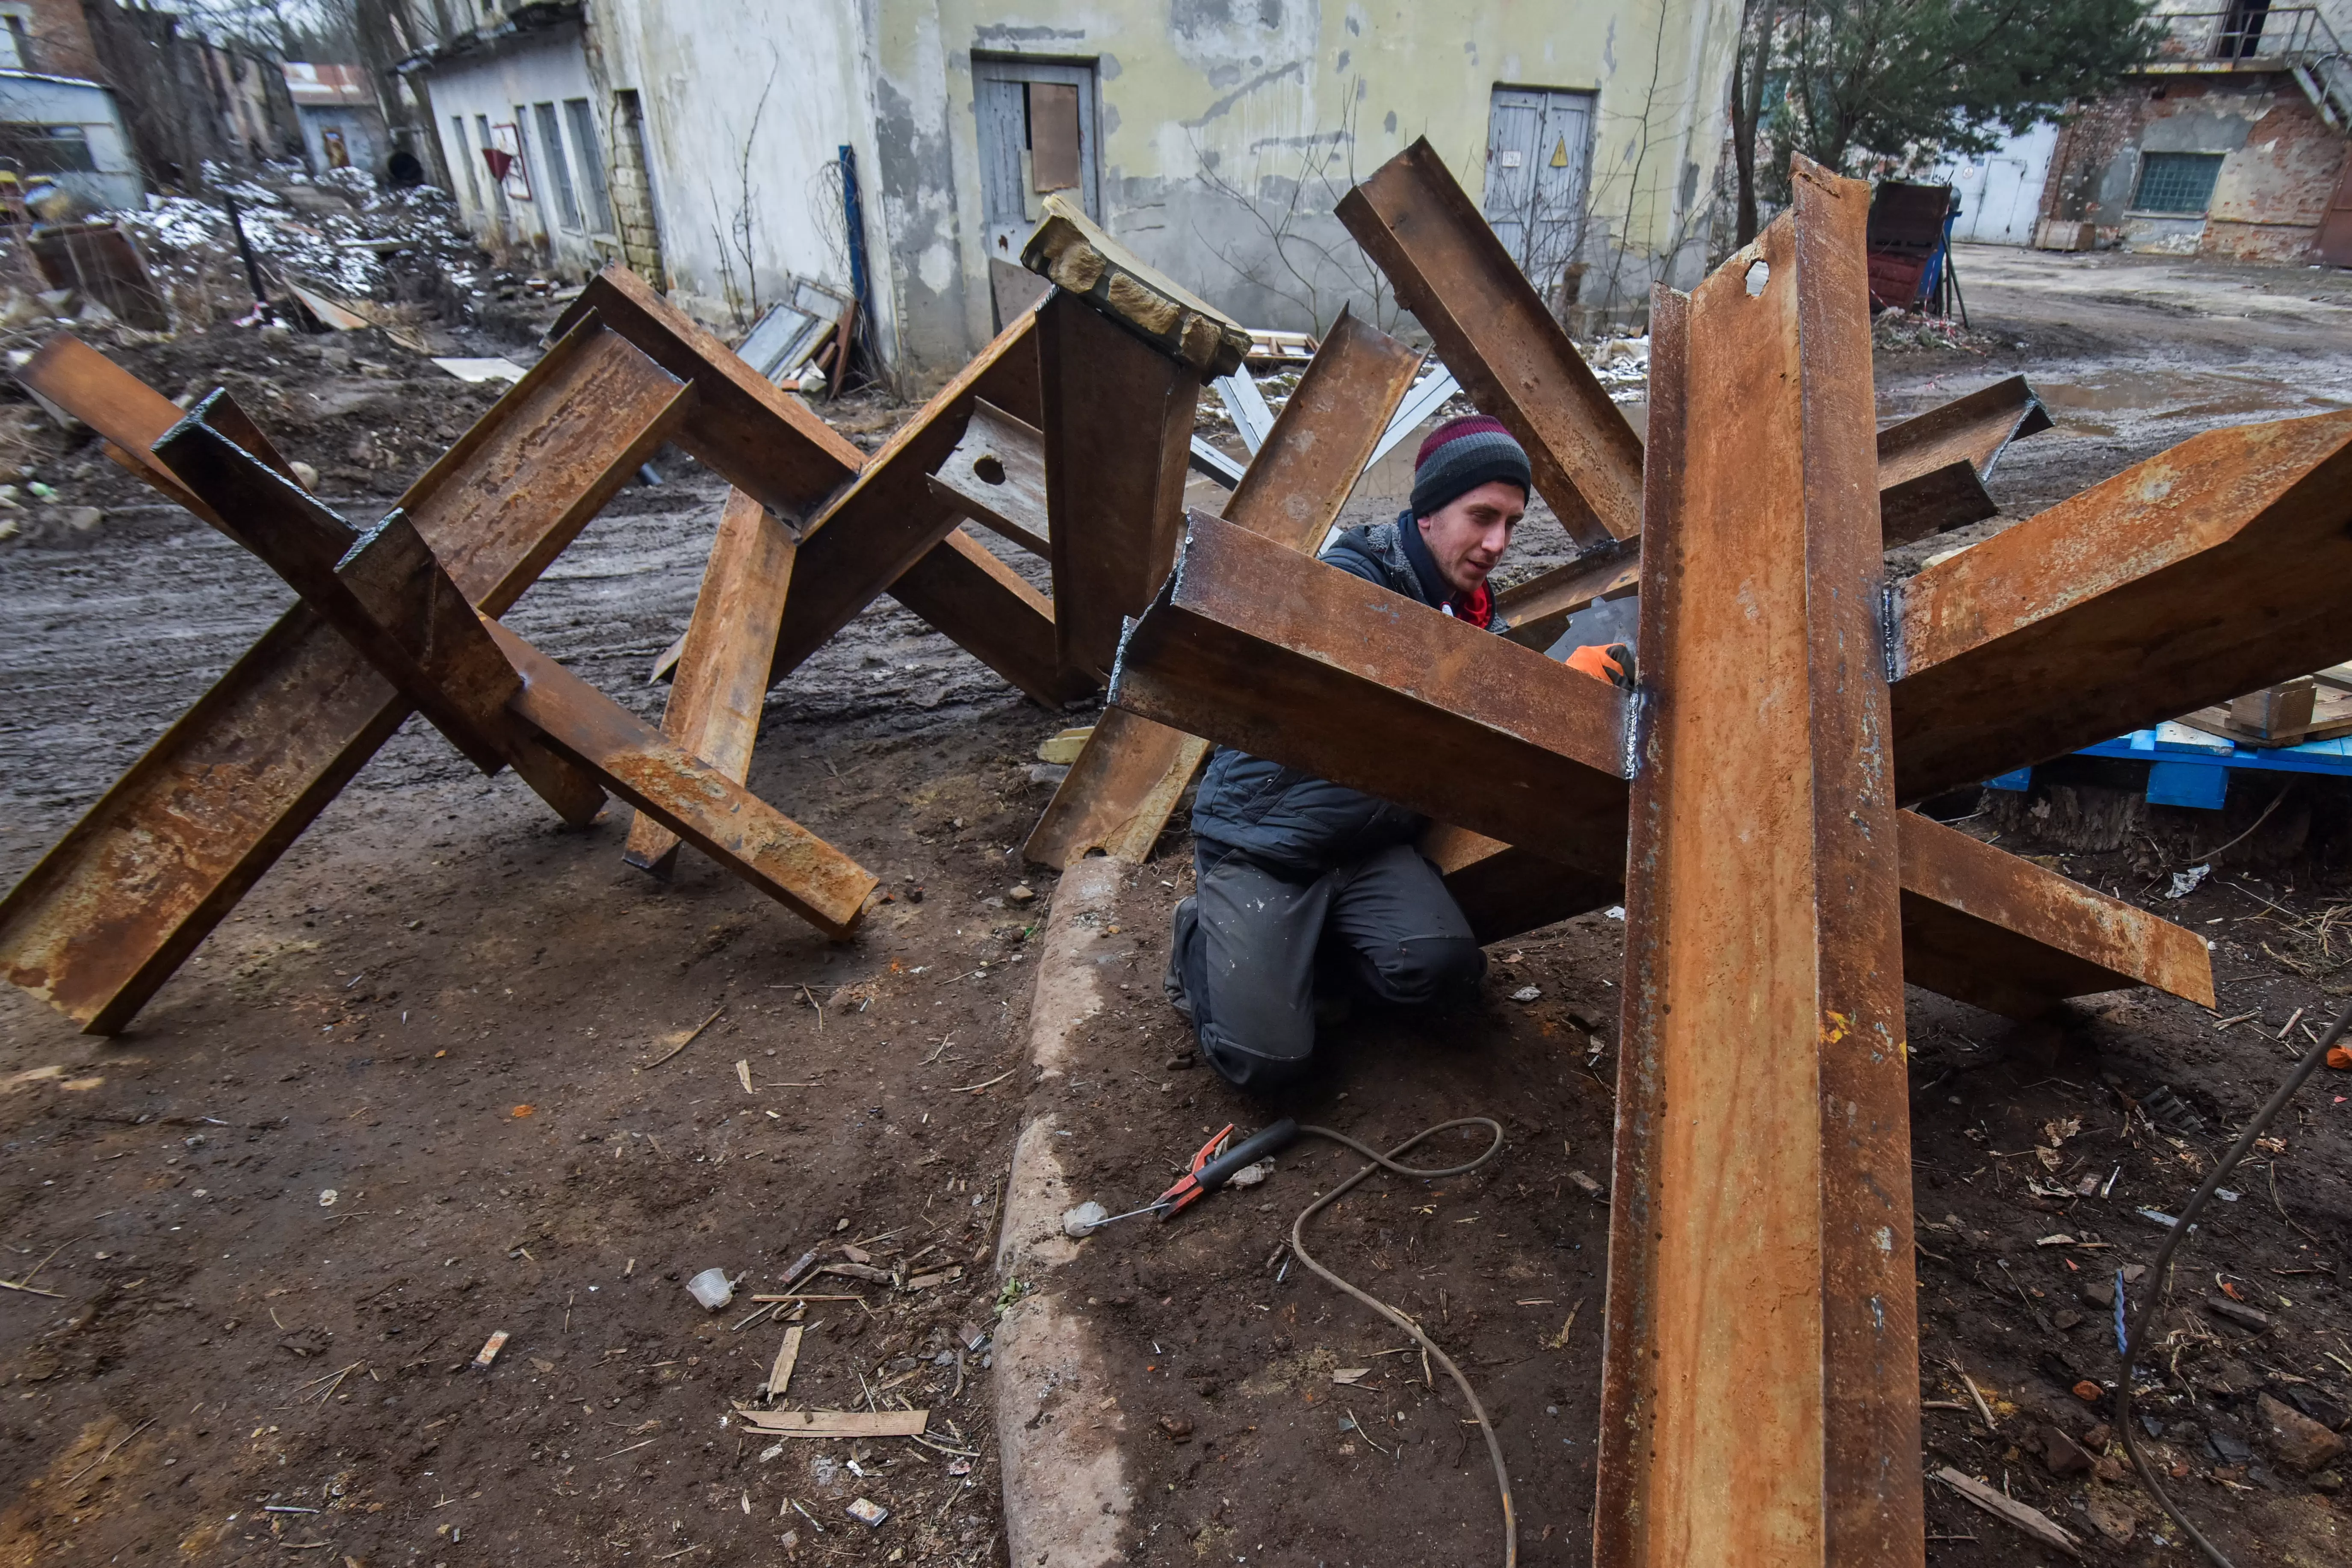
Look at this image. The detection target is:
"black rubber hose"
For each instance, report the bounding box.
[2116,994,2352,1568]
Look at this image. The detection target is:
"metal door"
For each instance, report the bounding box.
[974,59,1101,263]
[1970,159,2029,244]
[1483,87,1595,290]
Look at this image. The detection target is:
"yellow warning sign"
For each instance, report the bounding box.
[1551,136,1571,168]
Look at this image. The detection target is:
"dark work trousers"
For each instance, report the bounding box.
[1166,843,1486,1091]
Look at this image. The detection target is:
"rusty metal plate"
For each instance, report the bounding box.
[0,321,689,1032]
[1894,407,2352,800]
[1597,166,1921,1567]
[926,398,1050,557]
[485,620,875,939]
[626,489,797,876]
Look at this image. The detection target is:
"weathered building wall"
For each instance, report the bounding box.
[2042,75,2346,261]
[868,0,1740,387]
[580,0,882,339]
[0,71,140,210]
[417,24,609,275]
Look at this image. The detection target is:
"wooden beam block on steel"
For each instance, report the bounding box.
[482,621,876,939]
[1337,137,1645,549]
[549,265,866,526]
[1038,287,1203,687]
[626,488,797,877]
[1021,194,1251,378]
[1893,407,2352,800]
[1596,168,1921,1566]
[1025,310,1425,868]
[0,319,691,1033]
[925,399,1050,558]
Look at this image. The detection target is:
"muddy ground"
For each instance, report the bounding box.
[0,244,2350,1567]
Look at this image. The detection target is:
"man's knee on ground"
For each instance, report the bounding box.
[1359,934,1485,1005]
[1198,1024,1316,1093]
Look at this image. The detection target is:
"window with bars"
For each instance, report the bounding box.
[2132,152,2224,215]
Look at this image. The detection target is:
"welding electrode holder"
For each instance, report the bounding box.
[1158,1117,1299,1219]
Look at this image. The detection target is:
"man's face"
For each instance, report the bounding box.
[1418,480,1525,596]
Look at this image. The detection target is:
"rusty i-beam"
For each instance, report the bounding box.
[1598,162,1918,1565]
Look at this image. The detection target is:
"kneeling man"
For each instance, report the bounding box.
[1165,415,1559,1089]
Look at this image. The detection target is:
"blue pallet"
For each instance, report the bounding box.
[1984,722,2352,809]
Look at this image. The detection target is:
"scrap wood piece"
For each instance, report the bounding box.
[1892,406,2352,800]
[1021,192,1250,376]
[925,398,1049,557]
[763,1325,804,1402]
[486,619,876,939]
[625,487,797,877]
[1337,137,1643,549]
[734,1408,928,1438]
[1594,164,1923,1562]
[0,318,691,1033]
[1929,1467,2083,1557]
[1025,307,1424,869]
[1037,287,1203,686]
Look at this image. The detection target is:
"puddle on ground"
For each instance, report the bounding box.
[2033,367,2349,426]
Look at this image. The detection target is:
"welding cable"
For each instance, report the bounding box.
[1286,1117,1515,1568]
[2115,993,2352,1568]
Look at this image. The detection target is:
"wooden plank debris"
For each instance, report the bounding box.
[734,1408,928,1438]
[1929,1467,2083,1557]
[764,1326,804,1402]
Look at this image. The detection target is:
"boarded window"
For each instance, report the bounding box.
[563,97,614,232]
[973,57,1099,261]
[0,124,95,174]
[534,101,581,229]
[1028,83,1080,192]
[2133,151,2224,215]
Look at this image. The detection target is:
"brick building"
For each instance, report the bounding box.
[2039,3,2352,263]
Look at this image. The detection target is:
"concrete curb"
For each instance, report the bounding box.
[992,857,1135,1568]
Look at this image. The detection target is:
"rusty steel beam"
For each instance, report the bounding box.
[1894,407,2352,800]
[1596,171,1921,1566]
[626,488,797,877]
[1876,372,2051,546]
[926,399,1050,558]
[1111,503,2215,1015]
[1493,376,2052,651]
[1039,288,1202,686]
[0,319,690,1033]
[1338,137,1642,549]
[1109,510,1637,880]
[483,621,875,939]
[889,527,1079,710]
[770,307,1059,696]
[549,266,866,526]
[162,402,869,942]
[1027,310,1424,868]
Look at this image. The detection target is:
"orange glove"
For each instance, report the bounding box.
[1565,642,1635,689]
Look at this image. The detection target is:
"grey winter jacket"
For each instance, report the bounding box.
[1189,514,1509,879]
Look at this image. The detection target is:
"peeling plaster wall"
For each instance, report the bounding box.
[872,0,1738,387]
[2045,75,2346,262]
[582,0,891,347]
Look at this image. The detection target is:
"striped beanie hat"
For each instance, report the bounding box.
[1410,415,1532,519]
